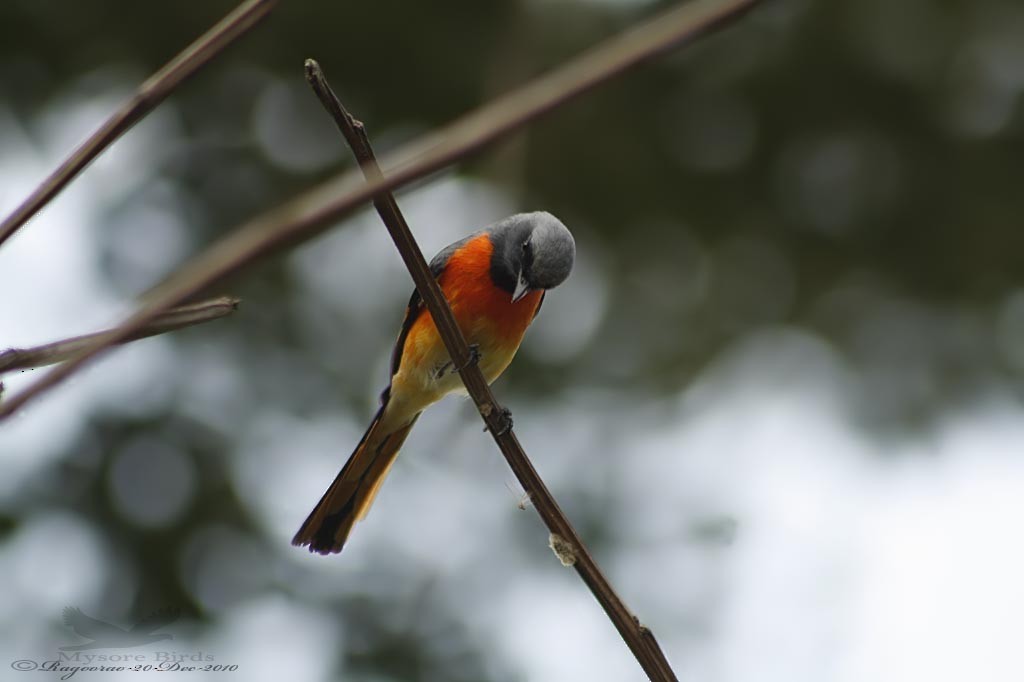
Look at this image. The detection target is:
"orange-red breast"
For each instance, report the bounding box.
[293,212,575,554]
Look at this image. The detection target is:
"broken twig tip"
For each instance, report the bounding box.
[304,59,321,84]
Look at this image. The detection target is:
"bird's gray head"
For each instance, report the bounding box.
[488,211,575,302]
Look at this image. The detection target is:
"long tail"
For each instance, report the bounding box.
[292,406,420,554]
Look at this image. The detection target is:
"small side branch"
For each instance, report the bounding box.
[0,296,239,374]
[0,0,277,249]
[305,60,679,682]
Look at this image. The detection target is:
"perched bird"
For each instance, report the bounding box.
[293,211,575,555]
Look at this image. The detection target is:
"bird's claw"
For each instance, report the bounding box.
[484,406,513,436]
[454,343,481,372]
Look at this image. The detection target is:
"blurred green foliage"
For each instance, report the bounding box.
[4,0,1024,679]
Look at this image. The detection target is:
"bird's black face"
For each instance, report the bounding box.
[488,212,575,301]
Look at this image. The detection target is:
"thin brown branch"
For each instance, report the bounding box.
[0,0,277,249]
[0,0,760,420]
[0,297,240,374]
[305,59,679,682]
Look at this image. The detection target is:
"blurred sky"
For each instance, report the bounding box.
[3,0,1024,680]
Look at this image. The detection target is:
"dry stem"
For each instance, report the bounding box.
[305,58,678,681]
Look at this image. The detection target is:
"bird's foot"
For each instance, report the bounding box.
[484,405,513,436]
[454,343,481,372]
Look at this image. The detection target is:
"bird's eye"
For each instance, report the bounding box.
[521,240,534,266]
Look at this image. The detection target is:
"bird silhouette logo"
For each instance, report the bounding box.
[60,607,180,651]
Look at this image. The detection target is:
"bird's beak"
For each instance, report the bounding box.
[512,273,530,302]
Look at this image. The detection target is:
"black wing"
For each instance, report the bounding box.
[387,234,476,383]
[389,287,427,380]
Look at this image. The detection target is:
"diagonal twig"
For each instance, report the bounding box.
[0,0,761,424]
[0,296,240,375]
[0,0,277,249]
[304,59,678,682]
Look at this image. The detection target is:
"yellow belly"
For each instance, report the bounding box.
[389,313,527,416]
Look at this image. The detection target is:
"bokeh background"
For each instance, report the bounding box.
[4,0,1024,680]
